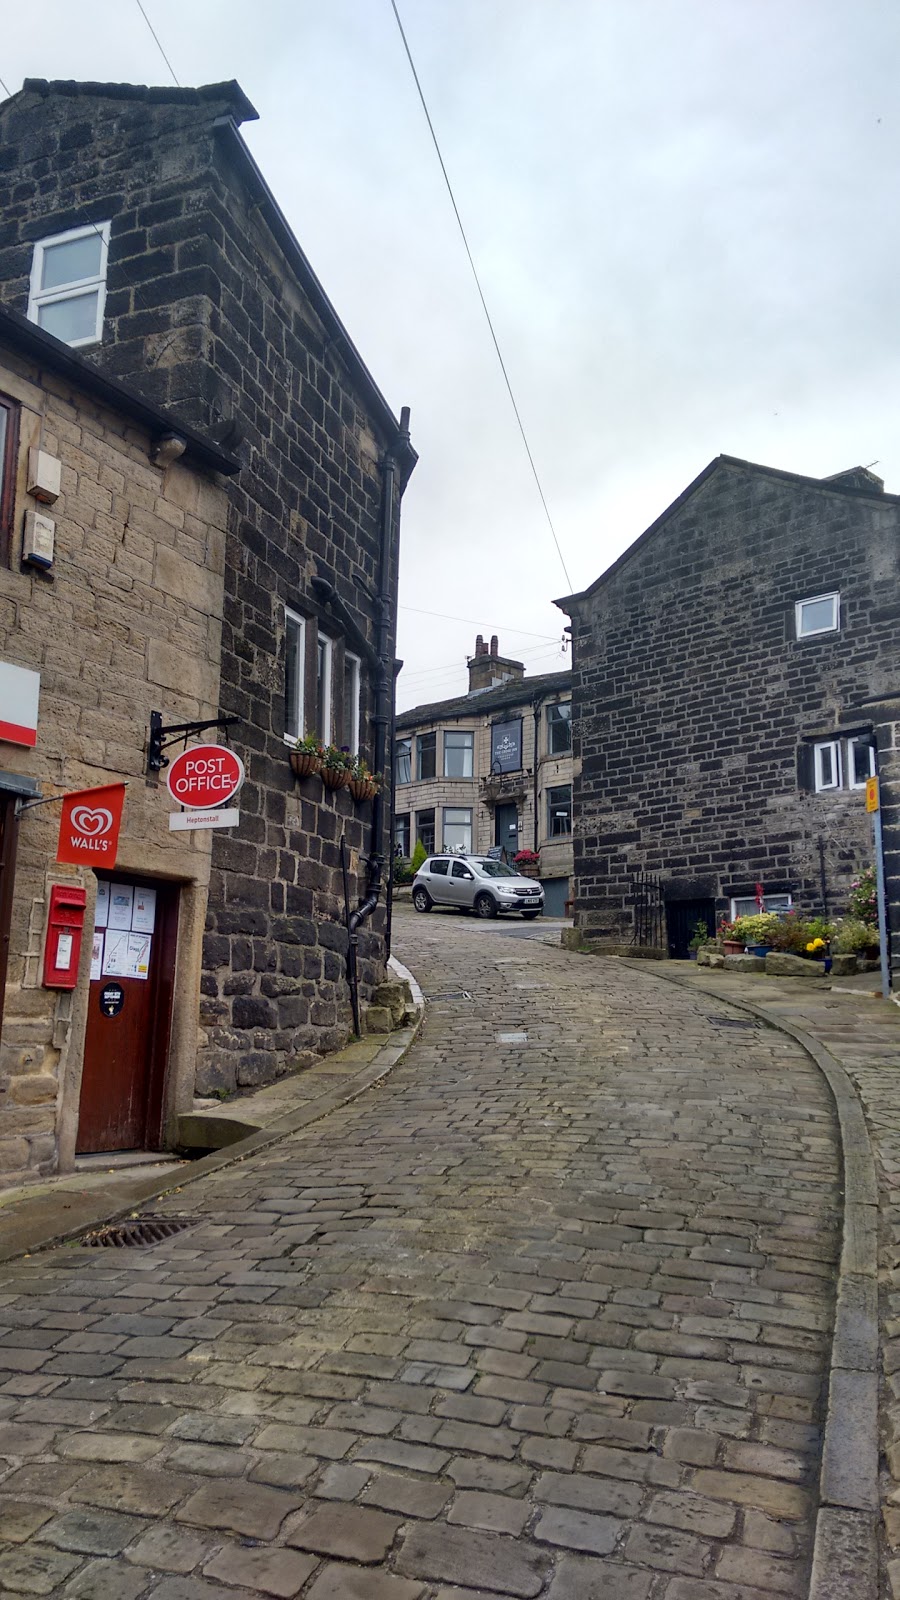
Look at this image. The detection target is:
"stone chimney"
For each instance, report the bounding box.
[467,633,526,694]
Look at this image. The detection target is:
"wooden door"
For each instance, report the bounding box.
[665,897,716,960]
[77,875,178,1153]
[494,803,518,862]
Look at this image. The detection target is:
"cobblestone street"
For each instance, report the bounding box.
[0,908,842,1598]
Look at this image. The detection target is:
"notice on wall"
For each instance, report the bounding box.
[90,931,104,981]
[101,930,131,977]
[131,888,156,934]
[94,880,110,929]
[107,883,134,931]
[56,932,74,971]
[125,933,151,979]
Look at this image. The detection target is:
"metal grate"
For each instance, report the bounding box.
[707,1017,760,1030]
[425,990,473,1002]
[81,1215,195,1248]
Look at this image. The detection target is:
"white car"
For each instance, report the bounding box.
[412,855,544,919]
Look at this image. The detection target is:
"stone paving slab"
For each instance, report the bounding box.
[0,910,843,1595]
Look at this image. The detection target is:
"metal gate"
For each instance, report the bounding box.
[630,870,665,948]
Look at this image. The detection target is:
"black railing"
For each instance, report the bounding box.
[630,870,665,948]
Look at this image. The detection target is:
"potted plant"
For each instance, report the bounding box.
[687,920,710,960]
[320,744,354,791]
[513,849,541,879]
[718,918,744,956]
[289,731,324,779]
[734,911,782,956]
[349,756,380,802]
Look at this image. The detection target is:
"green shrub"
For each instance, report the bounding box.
[768,913,834,957]
[393,857,415,885]
[411,840,428,873]
[730,912,783,947]
[833,917,881,955]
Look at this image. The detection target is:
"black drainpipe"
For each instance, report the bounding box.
[532,700,541,853]
[346,406,411,1030]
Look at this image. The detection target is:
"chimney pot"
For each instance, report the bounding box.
[490,634,499,657]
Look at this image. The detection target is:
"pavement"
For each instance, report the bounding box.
[0,906,894,1597]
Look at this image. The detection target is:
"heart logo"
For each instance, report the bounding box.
[71,806,113,837]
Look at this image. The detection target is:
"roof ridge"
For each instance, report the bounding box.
[4,78,258,123]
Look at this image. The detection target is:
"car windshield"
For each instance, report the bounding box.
[474,861,520,879]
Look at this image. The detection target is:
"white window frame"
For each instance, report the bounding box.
[848,737,876,790]
[547,701,572,755]
[442,806,473,853]
[283,608,306,744]
[814,739,842,792]
[343,651,361,752]
[795,591,840,639]
[28,221,111,348]
[317,633,334,745]
[730,893,793,919]
[443,729,474,779]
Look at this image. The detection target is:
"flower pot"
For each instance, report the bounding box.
[321,767,350,791]
[687,951,698,961]
[349,779,376,801]
[722,940,744,955]
[517,862,541,878]
[748,944,772,958]
[289,751,322,780]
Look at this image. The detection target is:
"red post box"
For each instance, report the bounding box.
[43,884,88,989]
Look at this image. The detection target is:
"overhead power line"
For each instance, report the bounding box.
[134,0,181,86]
[399,604,558,640]
[389,0,573,594]
[0,74,11,97]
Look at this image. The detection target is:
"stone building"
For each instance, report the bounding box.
[0,78,416,1096]
[557,455,900,960]
[0,303,235,1185]
[395,637,574,916]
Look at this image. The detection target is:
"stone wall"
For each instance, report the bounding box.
[563,460,900,945]
[0,81,411,1091]
[0,341,228,1183]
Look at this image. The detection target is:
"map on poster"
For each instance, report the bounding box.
[102,929,151,980]
[90,931,104,981]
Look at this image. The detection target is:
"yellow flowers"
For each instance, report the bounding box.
[806,937,826,951]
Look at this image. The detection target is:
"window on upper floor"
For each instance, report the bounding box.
[547,784,572,837]
[284,609,306,742]
[341,652,361,752]
[547,701,572,755]
[317,633,334,744]
[28,222,110,347]
[0,394,19,568]
[395,738,411,786]
[417,731,437,781]
[804,736,875,793]
[796,592,840,639]
[444,730,473,778]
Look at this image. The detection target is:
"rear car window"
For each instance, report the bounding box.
[430,859,450,876]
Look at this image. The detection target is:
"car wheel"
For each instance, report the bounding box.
[412,887,432,913]
[474,892,498,919]
[522,910,542,920]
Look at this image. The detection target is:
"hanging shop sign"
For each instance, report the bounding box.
[491,718,523,774]
[169,807,241,832]
[56,783,126,867]
[166,745,244,809]
[0,660,40,747]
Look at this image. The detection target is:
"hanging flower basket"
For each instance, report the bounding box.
[289,750,322,780]
[349,778,376,801]
[321,766,350,791]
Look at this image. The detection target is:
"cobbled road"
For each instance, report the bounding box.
[0,908,841,1599]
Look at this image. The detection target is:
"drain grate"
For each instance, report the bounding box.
[425,990,473,1002]
[707,1016,760,1030]
[81,1215,195,1248]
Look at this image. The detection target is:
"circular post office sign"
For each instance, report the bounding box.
[165,745,245,809]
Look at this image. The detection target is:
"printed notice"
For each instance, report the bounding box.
[56,932,74,971]
[90,931,104,981]
[94,880,110,929]
[131,888,156,934]
[107,883,134,931]
[126,933,151,980]
[101,930,131,977]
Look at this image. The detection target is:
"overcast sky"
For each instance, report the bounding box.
[4,1,900,709]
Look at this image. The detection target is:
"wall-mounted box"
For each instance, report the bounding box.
[23,509,55,570]
[27,448,61,504]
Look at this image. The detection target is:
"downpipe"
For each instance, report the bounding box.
[345,406,411,1032]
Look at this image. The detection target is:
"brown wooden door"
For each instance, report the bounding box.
[77,875,178,1154]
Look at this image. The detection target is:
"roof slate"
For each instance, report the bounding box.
[396,669,572,730]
